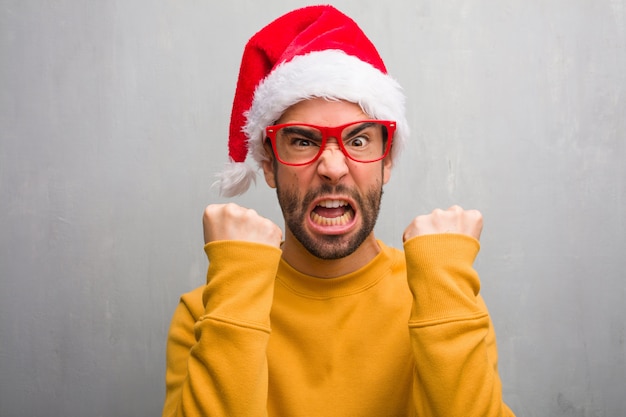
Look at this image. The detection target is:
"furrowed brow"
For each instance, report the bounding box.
[343,122,378,138]
[281,126,322,140]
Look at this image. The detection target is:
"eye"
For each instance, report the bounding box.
[279,126,323,149]
[291,137,317,148]
[345,135,369,148]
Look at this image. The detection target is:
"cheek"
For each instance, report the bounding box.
[274,166,310,191]
[351,163,387,186]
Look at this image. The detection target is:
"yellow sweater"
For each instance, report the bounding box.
[163,234,514,417]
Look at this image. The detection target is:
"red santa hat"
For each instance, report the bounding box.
[216,5,409,196]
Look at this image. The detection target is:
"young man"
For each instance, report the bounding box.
[163,5,514,417]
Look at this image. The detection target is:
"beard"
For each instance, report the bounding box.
[276,181,384,260]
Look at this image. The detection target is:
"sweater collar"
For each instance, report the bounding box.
[275,240,397,299]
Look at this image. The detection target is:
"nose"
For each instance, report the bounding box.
[316,138,349,183]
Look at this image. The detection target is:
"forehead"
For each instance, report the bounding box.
[277,98,370,126]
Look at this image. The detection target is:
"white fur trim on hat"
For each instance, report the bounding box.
[214,161,257,197]
[244,49,409,168]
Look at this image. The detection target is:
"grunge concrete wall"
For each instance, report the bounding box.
[1,1,624,416]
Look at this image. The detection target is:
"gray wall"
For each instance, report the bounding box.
[1,1,624,416]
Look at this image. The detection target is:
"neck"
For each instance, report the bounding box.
[280,230,381,278]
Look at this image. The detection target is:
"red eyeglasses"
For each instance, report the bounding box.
[265,120,395,166]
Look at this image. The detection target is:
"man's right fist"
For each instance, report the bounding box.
[202,203,283,248]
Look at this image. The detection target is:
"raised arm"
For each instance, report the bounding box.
[404,206,514,417]
[162,204,282,417]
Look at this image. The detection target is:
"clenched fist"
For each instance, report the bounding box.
[203,203,283,248]
[402,205,483,242]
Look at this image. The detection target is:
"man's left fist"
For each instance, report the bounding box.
[402,205,483,242]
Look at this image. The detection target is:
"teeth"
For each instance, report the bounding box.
[317,199,348,208]
[311,210,354,226]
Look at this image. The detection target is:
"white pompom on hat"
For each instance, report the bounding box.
[215,5,409,197]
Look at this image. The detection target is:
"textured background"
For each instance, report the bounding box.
[1,1,625,416]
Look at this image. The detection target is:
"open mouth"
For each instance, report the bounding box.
[310,199,355,226]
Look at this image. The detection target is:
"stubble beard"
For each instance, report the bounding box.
[276,181,384,260]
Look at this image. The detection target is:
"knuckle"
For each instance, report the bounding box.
[414,214,429,225]
[466,209,482,221]
[223,202,238,213]
[203,204,218,219]
[431,208,445,216]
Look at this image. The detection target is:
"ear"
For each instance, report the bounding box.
[261,140,277,189]
[382,154,393,185]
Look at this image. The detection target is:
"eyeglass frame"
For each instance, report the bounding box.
[264,120,396,166]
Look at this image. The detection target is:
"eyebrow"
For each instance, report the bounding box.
[343,122,378,138]
[280,126,322,140]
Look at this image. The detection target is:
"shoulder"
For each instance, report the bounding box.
[377,240,407,271]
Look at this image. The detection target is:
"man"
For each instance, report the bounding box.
[163,5,514,417]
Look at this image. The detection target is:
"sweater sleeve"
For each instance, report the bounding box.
[404,233,515,417]
[162,240,282,417]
